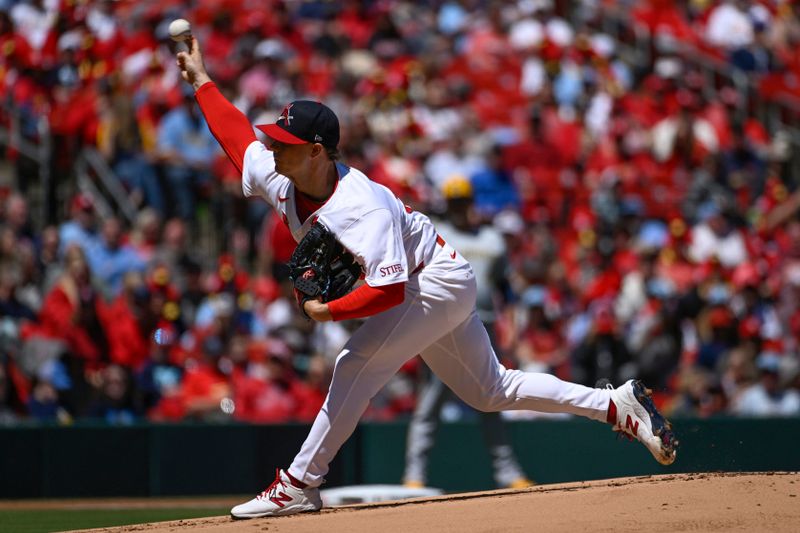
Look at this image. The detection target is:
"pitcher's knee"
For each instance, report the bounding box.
[465,390,508,412]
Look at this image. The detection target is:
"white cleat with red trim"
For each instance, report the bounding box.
[231,469,322,519]
[607,379,678,466]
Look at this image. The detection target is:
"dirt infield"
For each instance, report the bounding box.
[67,472,799,533]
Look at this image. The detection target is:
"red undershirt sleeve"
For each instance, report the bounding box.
[326,281,405,321]
[194,81,257,175]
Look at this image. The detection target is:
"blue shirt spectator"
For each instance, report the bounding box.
[85,217,146,296]
[156,93,219,220]
[470,147,520,219]
[59,193,100,255]
[156,94,218,168]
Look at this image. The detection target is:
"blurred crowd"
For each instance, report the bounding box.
[1,0,800,426]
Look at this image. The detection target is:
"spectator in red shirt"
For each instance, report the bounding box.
[293,355,328,422]
[23,244,109,366]
[104,272,152,371]
[176,333,233,421]
[232,349,297,423]
[229,336,326,423]
[515,286,567,379]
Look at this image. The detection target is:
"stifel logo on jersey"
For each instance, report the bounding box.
[380,264,404,277]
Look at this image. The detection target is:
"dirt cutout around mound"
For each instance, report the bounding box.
[81,472,800,533]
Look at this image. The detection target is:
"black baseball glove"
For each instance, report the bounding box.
[288,221,362,319]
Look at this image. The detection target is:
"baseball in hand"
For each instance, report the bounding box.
[168,19,192,42]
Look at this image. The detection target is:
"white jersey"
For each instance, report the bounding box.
[435,220,504,317]
[242,141,439,287]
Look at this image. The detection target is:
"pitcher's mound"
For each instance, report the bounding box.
[86,472,800,533]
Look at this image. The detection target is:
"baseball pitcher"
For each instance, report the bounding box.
[175,36,678,519]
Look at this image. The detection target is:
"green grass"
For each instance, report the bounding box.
[0,508,230,533]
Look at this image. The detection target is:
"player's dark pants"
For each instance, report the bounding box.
[403,369,527,487]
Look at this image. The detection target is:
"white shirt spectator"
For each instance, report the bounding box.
[412,106,464,143]
[424,146,485,191]
[732,384,800,416]
[86,5,118,43]
[546,17,574,48]
[706,1,754,50]
[585,90,613,137]
[520,57,547,97]
[651,116,719,162]
[615,270,648,325]
[509,18,544,50]
[688,222,748,268]
[10,0,59,51]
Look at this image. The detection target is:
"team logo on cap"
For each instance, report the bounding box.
[278,103,294,125]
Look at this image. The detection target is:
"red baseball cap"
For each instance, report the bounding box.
[256,100,340,149]
[71,193,94,212]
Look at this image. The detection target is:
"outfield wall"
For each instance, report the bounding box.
[0,417,797,498]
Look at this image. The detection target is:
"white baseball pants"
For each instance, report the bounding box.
[289,245,612,487]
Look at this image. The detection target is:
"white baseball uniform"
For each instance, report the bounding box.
[242,141,613,487]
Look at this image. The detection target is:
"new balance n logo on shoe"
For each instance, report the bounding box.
[625,414,639,436]
[231,469,322,518]
[270,491,293,508]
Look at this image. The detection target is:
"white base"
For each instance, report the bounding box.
[320,484,444,506]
